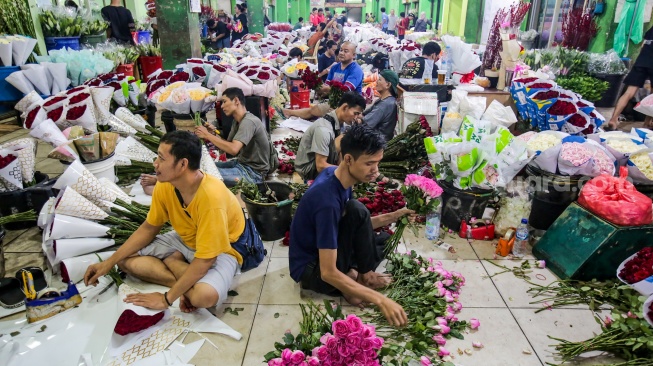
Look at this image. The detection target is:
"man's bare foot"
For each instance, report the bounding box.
[343,293,365,308]
[358,271,393,290]
[606,120,618,131]
[179,294,197,313]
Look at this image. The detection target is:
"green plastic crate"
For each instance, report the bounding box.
[532,203,653,280]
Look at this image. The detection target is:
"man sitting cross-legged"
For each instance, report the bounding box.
[84,130,246,312]
[289,123,411,326]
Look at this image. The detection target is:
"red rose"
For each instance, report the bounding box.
[69,92,90,105]
[66,105,86,120]
[619,247,653,283]
[107,82,122,91]
[47,107,64,122]
[245,69,257,77]
[548,100,577,116]
[577,101,588,107]
[0,154,17,169]
[84,78,102,87]
[568,114,587,127]
[532,91,559,100]
[192,67,206,77]
[169,71,190,83]
[25,106,42,129]
[114,309,165,336]
[66,86,86,95]
[146,80,167,96]
[156,70,174,80]
[528,83,554,89]
[44,96,67,107]
[514,77,538,84]
[98,73,116,82]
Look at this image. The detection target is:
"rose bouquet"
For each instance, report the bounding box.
[298,68,322,91]
[618,247,653,296]
[356,182,405,217]
[0,138,37,186]
[384,175,443,255]
[22,104,47,129]
[326,80,350,109]
[66,104,97,134]
[0,150,22,191]
[42,95,68,112]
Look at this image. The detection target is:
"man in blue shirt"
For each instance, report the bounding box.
[381,8,389,33]
[289,123,411,327]
[322,42,364,94]
[317,40,338,81]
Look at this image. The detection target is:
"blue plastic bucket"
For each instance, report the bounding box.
[0,66,23,102]
[137,31,152,44]
[45,36,81,52]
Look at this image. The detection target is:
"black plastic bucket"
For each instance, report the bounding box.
[439,181,494,231]
[593,73,627,108]
[243,182,293,241]
[525,164,588,230]
[160,111,206,133]
[0,172,57,230]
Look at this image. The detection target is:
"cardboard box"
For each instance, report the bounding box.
[397,92,439,134]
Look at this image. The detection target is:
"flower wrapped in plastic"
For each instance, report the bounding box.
[0,149,23,191]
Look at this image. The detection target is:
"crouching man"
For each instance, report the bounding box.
[84,131,246,312]
[289,123,411,326]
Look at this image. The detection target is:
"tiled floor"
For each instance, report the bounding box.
[0,124,625,366]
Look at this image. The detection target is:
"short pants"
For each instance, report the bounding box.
[623,66,653,88]
[139,231,239,307]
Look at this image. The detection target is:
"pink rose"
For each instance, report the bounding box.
[346,333,362,348]
[281,348,292,363]
[316,346,329,360]
[326,336,338,350]
[432,334,446,346]
[371,336,384,349]
[306,356,320,366]
[436,317,448,326]
[360,338,373,351]
[290,350,305,364]
[442,279,454,287]
[364,348,377,359]
[470,318,481,330]
[320,333,334,345]
[361,324,375,338]
[332,319,350,337]
[346,314,364,333]
[268,358,283,366]
[337,341,351,358]
[420,356,433,365]
[438,347,450,357]
[439,325,451,334]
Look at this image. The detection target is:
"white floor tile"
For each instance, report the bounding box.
[259,257,340,305]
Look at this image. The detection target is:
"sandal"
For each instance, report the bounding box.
[0,277,25,309]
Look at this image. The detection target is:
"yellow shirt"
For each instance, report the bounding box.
[146,173,244,263]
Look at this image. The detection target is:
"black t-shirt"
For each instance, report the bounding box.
[336,15,346,26]
[635,27,653,69]
[232,13,249,41]
[101,6,135,44]
[401,57,439,79]
[213,21,230,38]
[318,53,336,81]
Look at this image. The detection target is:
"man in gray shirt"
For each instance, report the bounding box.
[387,9,397,36]
[195,88,271,185]
[295,92,366,181]
[361,70,398,141]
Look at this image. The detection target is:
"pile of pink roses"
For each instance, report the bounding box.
[268,314,384,366]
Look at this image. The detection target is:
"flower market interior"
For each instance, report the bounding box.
[3,0,653,365]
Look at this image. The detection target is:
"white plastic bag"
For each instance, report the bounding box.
[482,100,518,129]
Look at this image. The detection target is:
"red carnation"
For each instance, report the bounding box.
[114,309,165,336]
[619,247,653,284]
[66,105,86,120]
[69,92,90,105]
[0,154,17,169]
[548,100,577,116]
[47,107,64,122]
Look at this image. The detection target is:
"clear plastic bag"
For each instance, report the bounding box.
[588,50,628,75]
[494,180,532,237]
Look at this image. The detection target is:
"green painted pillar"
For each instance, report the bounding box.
[277,0,288,23]
[247,0,265,34]
[28,0,46,56]
[156,0,202,69]
[125,0,146,22]
[589,2,616,54]
[464,0,482,43]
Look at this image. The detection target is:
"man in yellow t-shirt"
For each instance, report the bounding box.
[83,131,245,312]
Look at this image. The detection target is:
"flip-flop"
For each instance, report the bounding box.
[15,267,48,294]
[0,277,25,309]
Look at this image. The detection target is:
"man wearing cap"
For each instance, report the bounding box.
[358,70,398,141]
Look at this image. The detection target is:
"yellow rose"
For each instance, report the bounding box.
[158,90,172,103]
[296,63,308,70]
[189,89,206,101]
[167,82,185,91]
[286,65,296,74]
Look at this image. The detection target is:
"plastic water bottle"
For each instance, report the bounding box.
[513,218,529,258]
[445,46,453,82]
[440,55,448,83]
[425,211,441,240]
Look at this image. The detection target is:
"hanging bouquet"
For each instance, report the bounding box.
[39,6,83,37]
[298,68,322,91]
[384,175,443,255]
[326,80,350,109]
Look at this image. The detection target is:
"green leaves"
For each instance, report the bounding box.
[556,75,610,102]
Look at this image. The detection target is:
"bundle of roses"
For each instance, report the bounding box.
[384,175,443,256]
[366,251,480,364]
[619,247,653,286]
[356,181,405,217]
[327,80,350,109]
